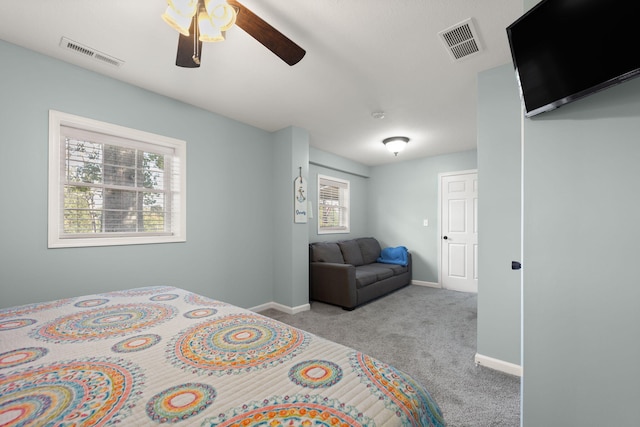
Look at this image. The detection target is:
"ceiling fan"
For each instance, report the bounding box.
[162,0,306,68]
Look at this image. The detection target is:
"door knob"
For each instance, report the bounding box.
[443,236,448,240]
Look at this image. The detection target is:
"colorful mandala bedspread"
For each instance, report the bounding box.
[0,286,445,426]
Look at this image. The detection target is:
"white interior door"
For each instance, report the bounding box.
[440,171,478,293]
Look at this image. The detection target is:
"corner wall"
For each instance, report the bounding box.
[272,127,310,308]
[476,64,522,367]
[306,147,476,284]
[368,151,477,283]
[522,71,640,426]
[499,2,640,422]
[0,40,277,309]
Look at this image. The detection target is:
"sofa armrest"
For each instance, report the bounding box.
[309,262,357,308]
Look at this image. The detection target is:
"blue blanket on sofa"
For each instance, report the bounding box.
[377,246,409,266]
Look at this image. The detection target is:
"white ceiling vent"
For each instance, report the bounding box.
[438,18,482,61]
[59,37,124,68]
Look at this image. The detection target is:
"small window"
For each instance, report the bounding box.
[317,174,350,234]
[48,110,186,248]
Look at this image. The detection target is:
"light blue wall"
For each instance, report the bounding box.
[498,2,640,422]
[0,40,283,309]
[307,148,476,285]
[522,70,640,426]
[477,64,522,366]
[0,39,476,311]
[479,48,640,425]
[272,127,309,308]
[368,151,477,283]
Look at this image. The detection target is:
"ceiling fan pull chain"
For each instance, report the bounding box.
[192,15,200,65]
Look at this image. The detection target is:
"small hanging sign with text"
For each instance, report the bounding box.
[294,175,307,223]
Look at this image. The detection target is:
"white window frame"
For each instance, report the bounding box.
[317,174,350,234]
[48,110,187,248]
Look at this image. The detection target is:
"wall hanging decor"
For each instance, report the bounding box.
[294,167,307,223]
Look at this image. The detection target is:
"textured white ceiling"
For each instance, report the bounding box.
[0,0,523,166]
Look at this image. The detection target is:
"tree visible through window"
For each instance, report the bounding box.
[64,139,167,234]
[49,111,186,248]
[318,174,350,234]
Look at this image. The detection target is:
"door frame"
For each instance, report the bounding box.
[437,169,478,289]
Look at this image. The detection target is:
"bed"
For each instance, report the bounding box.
[0,286,445,426]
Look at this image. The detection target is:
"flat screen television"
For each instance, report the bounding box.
[506,0,640,117]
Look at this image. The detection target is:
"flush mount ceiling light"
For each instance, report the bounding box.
[382,136,409,156]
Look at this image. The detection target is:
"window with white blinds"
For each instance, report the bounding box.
[317,174,350,234]
[48,110,186,248]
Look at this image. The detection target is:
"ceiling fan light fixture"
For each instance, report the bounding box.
[170,0,306,67]
[198,10,225,42]
[204,0,237,31]
[162,3,197,36]
[169,0,199,15]
[382,136,409,156]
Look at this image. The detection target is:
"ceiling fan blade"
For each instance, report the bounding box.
[228,0,305,66]
[176,17,202,68]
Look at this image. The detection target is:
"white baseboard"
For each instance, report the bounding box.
[250,301,311,315]
[412,280,441,288]
[474,353,522,377]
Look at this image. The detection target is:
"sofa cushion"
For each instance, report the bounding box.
[371,262,408,275]
[338,240,365,266]
[355,269,378,288]
[357,264,394,281]
[310,242,345,263]
[357,237,382,264]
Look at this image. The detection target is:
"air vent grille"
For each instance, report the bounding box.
[438,18,482,61]
[59,37,124,68]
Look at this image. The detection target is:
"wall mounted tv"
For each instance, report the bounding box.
[506,0,640,117]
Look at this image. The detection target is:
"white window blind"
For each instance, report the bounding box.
[48,111,186,248]
[318,174,350,234]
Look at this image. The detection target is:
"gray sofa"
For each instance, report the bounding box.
[309,237,411,310]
